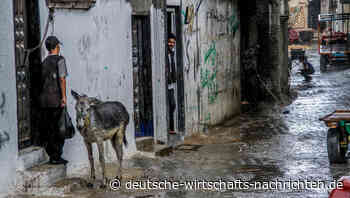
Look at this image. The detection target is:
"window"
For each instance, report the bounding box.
[46,0,96,9]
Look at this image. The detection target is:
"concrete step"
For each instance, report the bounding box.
[15,163,67,196]
[17,146,48,171]
[136,135,183,157]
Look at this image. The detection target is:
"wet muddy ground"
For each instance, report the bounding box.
[11,46,350,198]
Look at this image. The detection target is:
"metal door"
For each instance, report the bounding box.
[132,15,154,137]
[13,0,32,149]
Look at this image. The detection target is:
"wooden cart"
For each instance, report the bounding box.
[320,110,350,163]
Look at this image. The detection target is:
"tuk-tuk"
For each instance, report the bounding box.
[318,13,350,71]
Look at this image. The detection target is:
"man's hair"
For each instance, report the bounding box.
[168,33,176,40]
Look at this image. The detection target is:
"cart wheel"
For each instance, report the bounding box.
[320,55,327,72]
[327,128,347,164]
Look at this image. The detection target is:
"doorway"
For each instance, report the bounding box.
[167,6,185,134]
[13,0,42,150]
[132,15,154,138]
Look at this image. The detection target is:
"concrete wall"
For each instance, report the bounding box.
[151,4,168,144]
[38,0,138,175]
[181,0,240,133]
[0,1,18,196]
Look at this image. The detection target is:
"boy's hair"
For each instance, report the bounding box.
[45,36,61,52]
[168,33,176,40]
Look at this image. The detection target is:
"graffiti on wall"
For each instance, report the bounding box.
[200,41,218,104]
[182,0,205,79]
[229,12,239,37]
[0,92,5,115]
[182,1,240,125]
[0,130,10,150]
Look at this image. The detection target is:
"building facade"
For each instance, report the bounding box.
[0,0,290,196]
[0,0,242,195]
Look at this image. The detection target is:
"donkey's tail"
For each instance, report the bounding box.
[122,121,128,147]
[123,134,128,146]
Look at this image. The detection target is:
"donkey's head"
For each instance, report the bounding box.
[71,90,101,130]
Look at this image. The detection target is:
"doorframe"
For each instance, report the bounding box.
[131,13,154,138]
[13,0,42,150]
[166,5,185,134]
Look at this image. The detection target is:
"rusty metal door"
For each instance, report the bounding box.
[13,0,32,149]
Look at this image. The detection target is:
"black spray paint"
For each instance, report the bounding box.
[0,92,5,115]
[0,131,10,150]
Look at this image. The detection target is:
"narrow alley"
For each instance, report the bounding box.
[10,45,350,198]
[4,0,350,198]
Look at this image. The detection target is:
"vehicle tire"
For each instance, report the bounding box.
[320,55,327,72]
[327,128,347,164]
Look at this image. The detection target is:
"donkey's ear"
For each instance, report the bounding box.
[71,90,80,100]
[88,97,101,106]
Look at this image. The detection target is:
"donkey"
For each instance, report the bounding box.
[71,90,129,187]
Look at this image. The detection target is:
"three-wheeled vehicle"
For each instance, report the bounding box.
[318,13,350,71]
[320,110,350,163]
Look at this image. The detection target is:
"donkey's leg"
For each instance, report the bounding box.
[111,133,121,180]
[115,125,125,180]
[96,140,107,187]
[83,140,95,187]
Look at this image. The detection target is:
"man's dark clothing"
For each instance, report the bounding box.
[39,55,65,107]
[167,53,177,84]
[166,51,177,131]
[39,54,67,161]
[41,108,64,160]
[168,89,176,131]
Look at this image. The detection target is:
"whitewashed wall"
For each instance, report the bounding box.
[0,1,18,196]
[151,5,168,144]
[39,0,137,175]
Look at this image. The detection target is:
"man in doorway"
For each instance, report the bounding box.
[167,33,177,134]
[39,36,68,165]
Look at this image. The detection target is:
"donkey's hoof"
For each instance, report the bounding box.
[100,183,107,189]
[87,182,94,188]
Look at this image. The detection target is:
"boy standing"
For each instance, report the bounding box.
[39,36,68,165]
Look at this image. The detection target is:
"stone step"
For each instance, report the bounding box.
[17,146,48,171]
[15,163,67,196]
[136,135,183,157]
